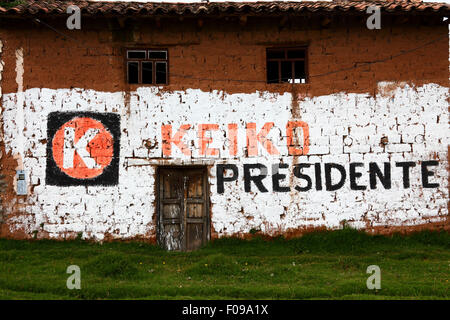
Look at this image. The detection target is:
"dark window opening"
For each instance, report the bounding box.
[126,49,168,85]
[127,50,146,59]
[149,50,167,59]
[287,50,305,59]
[281,61,292,83]
[266,47,307,84]
[142,62,153,84]
[127,62,139,84]
[267,61,279,84]
[155,62,167,84]
[267,50,285,59]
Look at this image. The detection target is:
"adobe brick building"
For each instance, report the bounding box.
[0,0,448,250]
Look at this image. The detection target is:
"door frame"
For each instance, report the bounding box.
[155,165,211,251]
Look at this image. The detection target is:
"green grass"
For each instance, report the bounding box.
[0,228,448,300]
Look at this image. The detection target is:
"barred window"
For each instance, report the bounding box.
[126,49,168,85]
[267,47,307,84]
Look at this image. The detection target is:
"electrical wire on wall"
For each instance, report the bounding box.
[33,17,450,83]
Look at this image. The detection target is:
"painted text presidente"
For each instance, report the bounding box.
[216,161,440,193]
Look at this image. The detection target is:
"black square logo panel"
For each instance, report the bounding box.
[46,112,121,186]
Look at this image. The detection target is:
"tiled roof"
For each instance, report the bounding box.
[0,1,448,16]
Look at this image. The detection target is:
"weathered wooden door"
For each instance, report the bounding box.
[157,167,209,251]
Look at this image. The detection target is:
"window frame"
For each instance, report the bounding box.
[125,48,169,85]
[266,46,308,84]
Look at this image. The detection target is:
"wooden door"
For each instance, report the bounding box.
[158,167,209,251]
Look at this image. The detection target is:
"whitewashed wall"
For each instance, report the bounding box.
[1,81,448,240]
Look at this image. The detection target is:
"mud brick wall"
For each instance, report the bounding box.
[0,15,448,240]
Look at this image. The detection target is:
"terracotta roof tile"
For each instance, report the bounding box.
[0,1,448,17]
